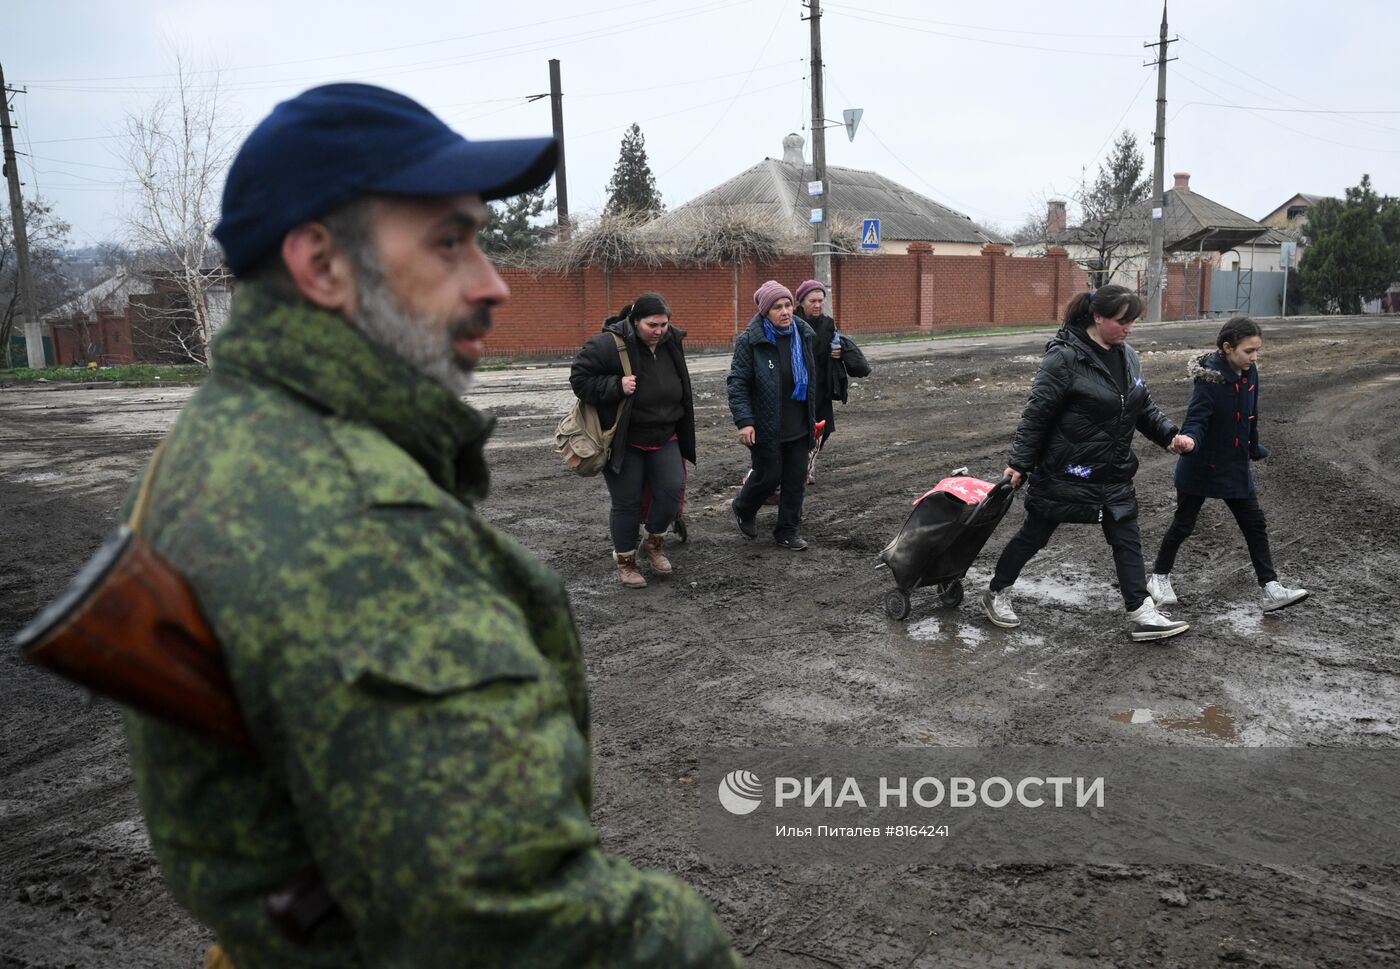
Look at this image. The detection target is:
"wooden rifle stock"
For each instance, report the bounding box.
[14,446,340,944]
[16,525,254,750]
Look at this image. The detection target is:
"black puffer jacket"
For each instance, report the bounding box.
[569,318,696,475]
[1008,326,1178,523]
[794,310,872,434]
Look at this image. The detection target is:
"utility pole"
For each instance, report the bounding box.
[806,0,832,290]
[1144,4,1177,323]
[1,63,44,368]
[548,59,570,240]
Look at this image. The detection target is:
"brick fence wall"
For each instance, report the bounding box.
[43,249,1210,364]
[491,245,1095,356]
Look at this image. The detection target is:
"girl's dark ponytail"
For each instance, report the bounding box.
[1216,315,1262,349]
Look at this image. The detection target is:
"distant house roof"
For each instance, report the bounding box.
[1163,181,1269,252]
[647,152,1011,246]
[1259,192,1333,225]
[43,271,148,320]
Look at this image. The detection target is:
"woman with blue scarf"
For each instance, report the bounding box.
[728,280,819,550]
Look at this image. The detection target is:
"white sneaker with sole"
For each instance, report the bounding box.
[1126,599,1189,642]
[1262,580,1308,612]
[1146,573,1179,606]
[982,588,1021,628]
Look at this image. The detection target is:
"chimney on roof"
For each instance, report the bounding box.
[1047,199,1067,238]
[782,132,805,166]
[1173,172,1191,192]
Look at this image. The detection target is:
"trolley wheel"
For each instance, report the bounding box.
[936,580,965,609]
[672,516,688,544]
[884,589,913,621]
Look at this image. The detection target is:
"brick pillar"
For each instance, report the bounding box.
[732,260,741,336]
[908,242,932,330]
[982,244,1008,323]
[831,254,843,320]
[581,264,610,343]
[1046,246,1068,322]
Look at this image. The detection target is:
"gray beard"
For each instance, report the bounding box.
[350,270,474,398]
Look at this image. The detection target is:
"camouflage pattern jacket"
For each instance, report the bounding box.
[125,285,741,969]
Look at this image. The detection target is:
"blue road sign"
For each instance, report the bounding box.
[861,218,881,250]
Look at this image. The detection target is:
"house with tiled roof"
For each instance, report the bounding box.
[643,133,1010,255]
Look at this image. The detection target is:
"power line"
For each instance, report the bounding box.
[16,0,686,84]
[823,69,990,224]
[20,0,752,98]
[826,8,1144,58]
[1171,101,1400,115]
[1172,68,1400,154]
[574,76,806,141]
[822,2,1148,39]
[657,0,790,178]
[1176,36,1400,138]
[1085,71,1154,176]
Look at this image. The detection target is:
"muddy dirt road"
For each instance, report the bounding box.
[3,316,1399,968]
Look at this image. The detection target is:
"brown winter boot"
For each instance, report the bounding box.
[641,531,673,575]
[614,551,647,588]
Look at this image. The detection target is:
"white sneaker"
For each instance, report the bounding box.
[1262,580,1308,613]
[1126,599,1189,642]
[1146,573,1179,606]
[982,587,1021,628]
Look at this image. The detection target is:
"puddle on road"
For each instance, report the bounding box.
[1014,574,1093,607]
[906,616,990,651]
[1218,606,1263,637]
[1110,704,1239,740]
[8,471,64,483]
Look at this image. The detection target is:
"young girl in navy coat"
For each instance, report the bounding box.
[1147,316,1308,612]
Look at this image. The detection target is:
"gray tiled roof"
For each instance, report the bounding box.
[648,157,1011,245]
[1163,188,1268,251]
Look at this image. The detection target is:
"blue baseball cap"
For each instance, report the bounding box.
[214,83,558,274]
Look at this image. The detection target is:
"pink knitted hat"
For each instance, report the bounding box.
[753,280,794,319]
[794,279,826,305]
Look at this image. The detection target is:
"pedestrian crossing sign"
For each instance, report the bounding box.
[861,219,881,250]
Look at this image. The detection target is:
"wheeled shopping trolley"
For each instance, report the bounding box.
[877,469,1016,620]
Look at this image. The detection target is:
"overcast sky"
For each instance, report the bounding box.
[7,0,1398,247]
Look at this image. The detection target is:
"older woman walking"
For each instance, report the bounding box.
[728,280,818,550]
[570,293,695,588]
[793,278,870,483]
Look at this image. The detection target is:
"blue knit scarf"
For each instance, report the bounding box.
[762,319,808,400]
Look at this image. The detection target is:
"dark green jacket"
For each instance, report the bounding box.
[125,285,740,969]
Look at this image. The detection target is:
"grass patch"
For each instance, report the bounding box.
[0,364,208,386]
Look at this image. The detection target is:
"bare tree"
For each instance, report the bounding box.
[1,198,74,369]
[122,54,236,365]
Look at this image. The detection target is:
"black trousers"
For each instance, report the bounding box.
[735,436,809,540]
[602,439,684,553]
[1152,490,1277,585]
[991,508,1150,611]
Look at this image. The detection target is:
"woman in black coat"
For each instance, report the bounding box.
[793,279,871,483]
[982,284,1195,642]
[569,293,695,588]
[1147,316,1308,612]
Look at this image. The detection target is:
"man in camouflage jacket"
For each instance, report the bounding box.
[124,84,741,968]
